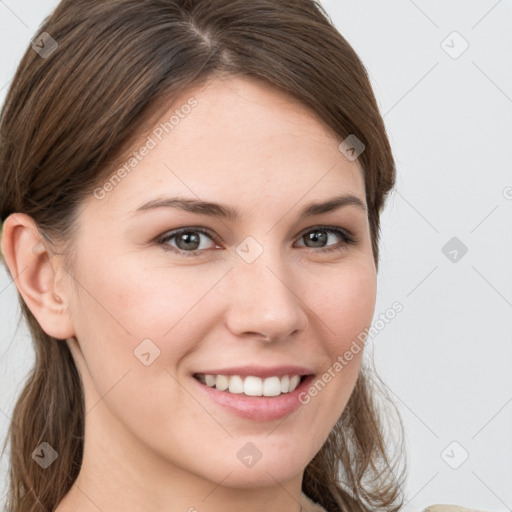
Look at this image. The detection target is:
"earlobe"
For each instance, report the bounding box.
[1,212,76,340]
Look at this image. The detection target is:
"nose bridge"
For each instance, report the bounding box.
[225,238,306,339]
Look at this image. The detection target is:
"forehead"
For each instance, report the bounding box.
[89,75,366,218]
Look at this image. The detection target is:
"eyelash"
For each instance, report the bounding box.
[156,225,357,258]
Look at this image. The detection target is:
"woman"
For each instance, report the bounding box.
[0,0,485,511]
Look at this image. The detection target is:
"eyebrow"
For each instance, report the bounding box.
[133,194,367,221]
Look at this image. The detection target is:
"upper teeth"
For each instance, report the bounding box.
[195,374,302,397]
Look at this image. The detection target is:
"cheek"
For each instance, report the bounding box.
[309,258,377,354]
[67,254,209,424]
[68,252,226,394]
[299,258,375,422]
[72,250,209,338]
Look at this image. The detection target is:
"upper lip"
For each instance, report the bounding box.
[193,365,315,379]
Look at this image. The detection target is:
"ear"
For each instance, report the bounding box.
[1,213,76,340]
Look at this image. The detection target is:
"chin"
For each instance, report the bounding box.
[201,452,306,488]
[220,468,299,489]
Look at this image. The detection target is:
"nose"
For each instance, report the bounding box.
[224,245,308,343]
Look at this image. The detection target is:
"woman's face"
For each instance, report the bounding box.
[61,75,376,497]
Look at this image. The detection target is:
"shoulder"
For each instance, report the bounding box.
[422,505,490,512]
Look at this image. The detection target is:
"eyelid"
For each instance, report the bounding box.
[156,224,357,257]
[156,226,221,254]
[296,224,356,242]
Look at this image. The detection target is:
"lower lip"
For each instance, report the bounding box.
[192,375,315,421]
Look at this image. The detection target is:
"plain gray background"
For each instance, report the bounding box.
[1,0,511,510]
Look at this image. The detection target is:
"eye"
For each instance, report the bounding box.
[295,226,357,253]
[157,227,219,257]
[156,225,357,257]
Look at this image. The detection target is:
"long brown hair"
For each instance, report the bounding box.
[0,0,406,510]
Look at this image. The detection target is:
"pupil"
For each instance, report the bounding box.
[178,232,200,250]
[307,230,326,248]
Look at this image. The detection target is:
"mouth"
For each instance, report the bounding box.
[191,372,316,421]
[192,372,309,398]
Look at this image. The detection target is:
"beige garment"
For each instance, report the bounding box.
[422,506,489,512]
[299,493,488,512]
[299,492,328,512]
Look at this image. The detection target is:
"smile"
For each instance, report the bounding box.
[193,373,304,397]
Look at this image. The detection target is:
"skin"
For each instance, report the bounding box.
[2,75,376,512]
